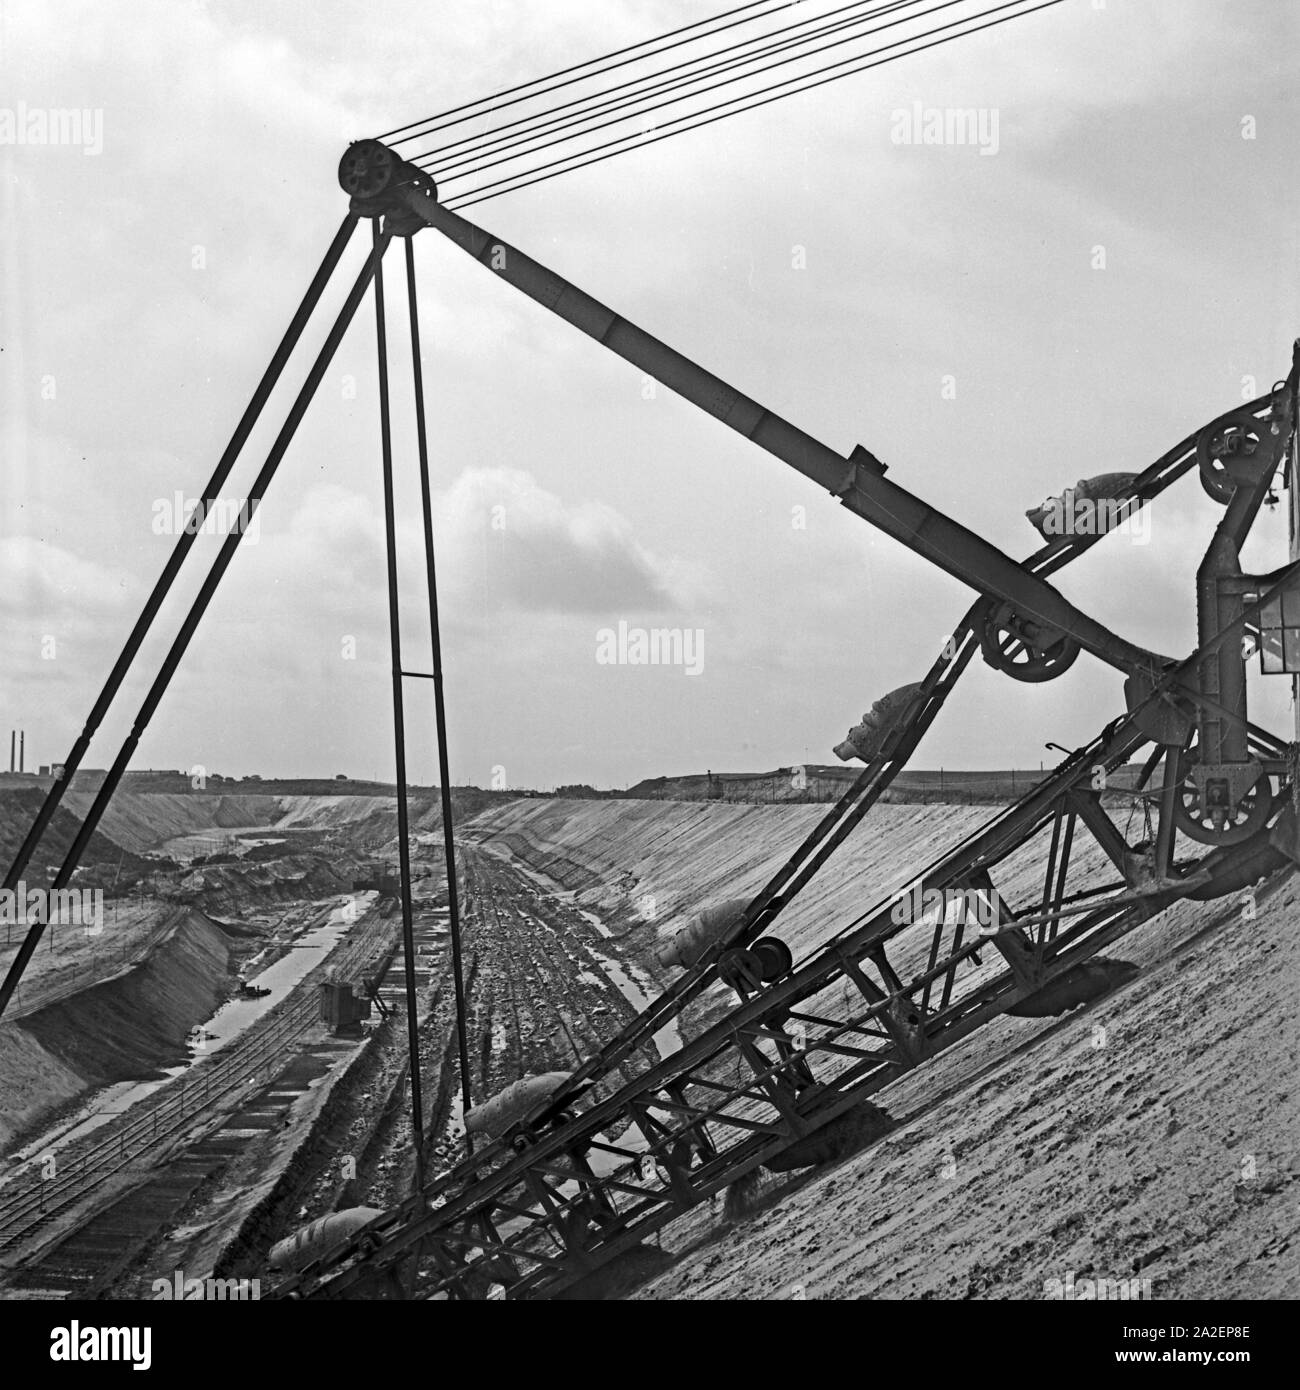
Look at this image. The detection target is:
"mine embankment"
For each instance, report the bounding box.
[171,854,363,917]
[0,789,152,884]
[0,900,182,1023]
[0,788,460,1170]
[273,786,517,856]
[0,895,399,1295]
[60,792,286,855]
[0,788,505,1296]
[463,796,1298,1301]
[0,907,232,1151]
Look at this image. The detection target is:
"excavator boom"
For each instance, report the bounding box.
[391,172,1163,681]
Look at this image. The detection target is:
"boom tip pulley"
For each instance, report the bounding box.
[339,139,437,233]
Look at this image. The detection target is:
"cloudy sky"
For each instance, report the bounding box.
[1,0,1297,790]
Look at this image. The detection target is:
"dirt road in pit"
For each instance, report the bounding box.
[0,897,397,1293]
[275,845,670,1233]
[423,847,668,1160]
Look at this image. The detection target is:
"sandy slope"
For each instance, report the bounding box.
[57,789,445,857]
[627,877,1299,1301]
[469,796,1299,1301]
[0,907,231,1151]
[0,790,151,879]
[474,796,1125,1011]
[59,793,285,854]
[0,789,434,1154]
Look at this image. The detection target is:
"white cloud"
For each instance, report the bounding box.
[437,466,701,615]
[3,0,1295,784]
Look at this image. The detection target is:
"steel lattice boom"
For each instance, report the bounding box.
[258,145,1300,1300]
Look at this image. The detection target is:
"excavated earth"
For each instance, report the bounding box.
[0,786,543,1297]
[0,789,445,1174]
[1,908,230,1151]
[2,788,1295,1302]
[463,797,1300,1301]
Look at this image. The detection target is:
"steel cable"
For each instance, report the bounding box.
[416,0,930,173]
[442,0,1065,209]
[378,0,796,145]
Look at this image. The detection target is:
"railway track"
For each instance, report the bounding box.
[0,898,397,1267]
[458,850,649,1092]
[412,850,650,1180]
[272,697,1297,1300]
[3,108,1292,1305]
[370,906,449,1014]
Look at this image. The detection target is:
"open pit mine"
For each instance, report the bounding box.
[4,1,1297,1320]
[3,736,1299,1303]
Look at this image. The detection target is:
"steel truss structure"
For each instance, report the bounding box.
[4,132,1297,1301]
[269,147,1297,1299]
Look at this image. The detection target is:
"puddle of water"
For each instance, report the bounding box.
[426,1081,474,1181]
[584,941,681,1062]
[574,905,613,940]
[442,1090,467,1150]
[205,893,374,1045]
[160,822,288,862]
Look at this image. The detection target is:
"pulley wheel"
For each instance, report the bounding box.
[751,936,794,983]
[718,948,764,993]
[338,140,401,200]
[980,603,1081,683]
[1173,758,1272,846]
[1196,410,1265,504]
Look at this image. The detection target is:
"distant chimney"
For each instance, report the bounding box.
[8,730,13,773]
[19,731,24,774]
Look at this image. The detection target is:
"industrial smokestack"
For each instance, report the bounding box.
[8,730,13,773]
[19,731,24,774]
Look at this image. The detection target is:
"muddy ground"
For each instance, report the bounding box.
[215,841,668,1285]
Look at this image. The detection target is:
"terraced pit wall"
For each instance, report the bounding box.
[0,907,231,1150]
